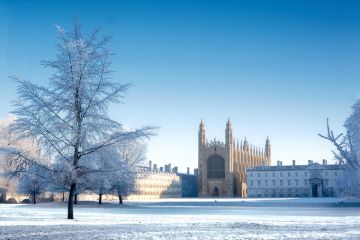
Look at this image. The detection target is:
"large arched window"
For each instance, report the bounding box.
[207,155,225,179]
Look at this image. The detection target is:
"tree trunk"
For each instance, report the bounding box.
[0,192,6,203]
[74,194,78,204]
[68,183,76,219]
[32,193,36,204]
[99,194,102,204]
[119,194,123,205]
[62,192,65,202]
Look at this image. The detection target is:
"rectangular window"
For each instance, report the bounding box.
[280,172,283,177]
[265,180,268,186]
[258,173,261,177]
[273,172,275,177]
[280,180,283,186]
[295,172,298,177]
[257,180,261,186]
[250,180,253,187]
[287,179,291,186]
[272,180,275,186]
[288,172,290,177]
[295,179,299,186]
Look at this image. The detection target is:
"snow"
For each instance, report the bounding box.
[0,198,360,239]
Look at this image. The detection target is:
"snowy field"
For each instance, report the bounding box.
[1,198,360,240]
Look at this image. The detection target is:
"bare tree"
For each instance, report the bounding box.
[320,100,360,197]
[111,170,135,205]
[118,140,147,168]
[17,168,47,204]
[110,140,147,204]
[319,119,354,167]
[0,116,51,203]
[10,20,155,219]
[81,145,119,204]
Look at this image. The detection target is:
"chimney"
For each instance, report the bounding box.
[149,161,152,171]
[308,160,313,165]
[277,161,282,166]
[153,164,158,171]
[160,167,164,172]
[172,166,178,174]
[187,167,190,174]
[292,160,296,166]
[322,159,327,165]
[165,164,171,173]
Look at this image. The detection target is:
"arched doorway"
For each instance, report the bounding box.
[212,187,219,197]
[309,177,323,197]
[312,184,319,197]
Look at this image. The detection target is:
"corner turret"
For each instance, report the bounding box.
[265,136,271,165]
[199,119,206,146]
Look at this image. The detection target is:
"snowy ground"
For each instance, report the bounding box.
[1,198,360,240]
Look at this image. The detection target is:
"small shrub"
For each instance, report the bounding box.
[21,199,31,204]
[7,198,17,204]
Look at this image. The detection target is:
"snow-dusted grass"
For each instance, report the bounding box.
[1,198,360,239]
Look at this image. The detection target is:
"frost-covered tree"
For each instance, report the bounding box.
[111,169,135,205]
[10,21,154,219]
[80,146,119,204]
[111,140,147,204]
[0,116,38,200]
[17,166,47,204]
[118,140,147,168]
[320,99,360,198]
[0,116,51,203]
[89,177,111,204]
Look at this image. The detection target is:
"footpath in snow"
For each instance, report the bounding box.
[0,198,360,240]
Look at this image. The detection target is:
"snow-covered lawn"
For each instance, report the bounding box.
[1,198,360,239]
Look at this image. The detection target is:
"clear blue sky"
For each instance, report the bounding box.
[1,0,360,172]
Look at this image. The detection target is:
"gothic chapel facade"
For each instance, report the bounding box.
[198,119,271,197]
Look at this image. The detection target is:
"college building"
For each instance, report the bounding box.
[246,160,344,198]
[125,162,197,200]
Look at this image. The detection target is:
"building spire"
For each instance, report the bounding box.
[199,119,206,146]
[265,136,271,164]
[243,137,249,151]
[225,118,233,145]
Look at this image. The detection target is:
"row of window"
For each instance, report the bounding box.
[248,193,311,198]
[249,171,338,178]
[137,184,181,190]
[134,191,181,195]
[140,178,180,183]
[248,187,336,197]
[249,188,309,194]
[249,179,330,187]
